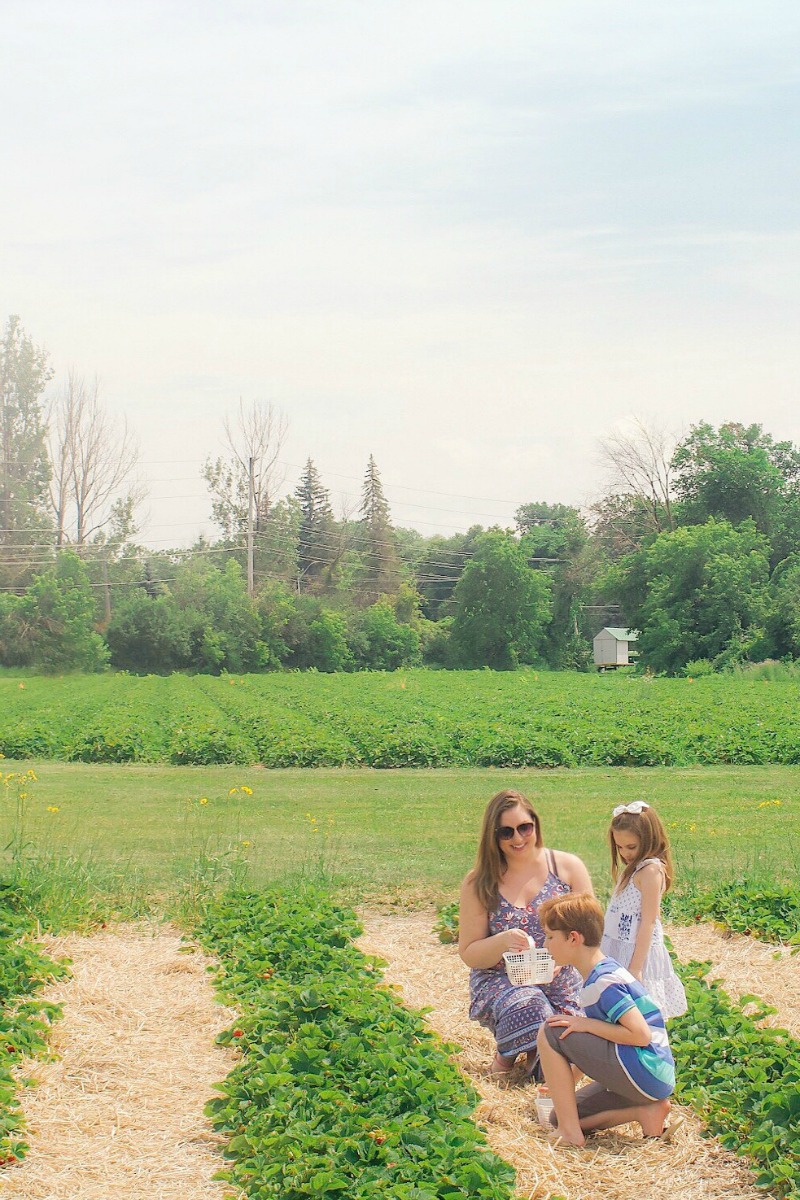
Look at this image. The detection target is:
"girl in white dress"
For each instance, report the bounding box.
[601,802,687,1019]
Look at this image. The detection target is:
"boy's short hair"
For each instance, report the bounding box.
[538,893,604,948]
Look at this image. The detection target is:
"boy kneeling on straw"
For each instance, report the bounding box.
[537,893,678,1147]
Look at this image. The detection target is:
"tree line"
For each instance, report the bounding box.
[1,315,799,676]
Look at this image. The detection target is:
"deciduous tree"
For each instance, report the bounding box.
[450,532,552,669]
[48,371,141,548]
[0,316,53,578]
[598,416,677,534]
[671,421,800,563]
[25,551,109,671]
[614,518,772,674]
[203,399,288,541]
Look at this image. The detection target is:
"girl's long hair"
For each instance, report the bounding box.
[609,806,674,893]
[471,789,543,913]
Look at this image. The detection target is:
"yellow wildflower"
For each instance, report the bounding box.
[47,806,60,814]
[199,797,209,806]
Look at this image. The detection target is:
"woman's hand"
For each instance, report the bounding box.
[503,928,532,953]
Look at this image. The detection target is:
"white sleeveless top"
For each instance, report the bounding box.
[601,858,688,1019]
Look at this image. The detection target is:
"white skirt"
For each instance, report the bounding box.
[601,932,688,1019]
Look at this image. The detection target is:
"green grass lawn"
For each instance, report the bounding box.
[3,761,797,907]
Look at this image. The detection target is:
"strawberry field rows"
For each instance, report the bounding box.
[2,669,800,767]
[200,886,800,1200]
[3,881,800,1197]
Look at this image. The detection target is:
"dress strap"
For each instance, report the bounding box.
[633,857,664,873]
[546,848,557,877]
[633,857,666,892]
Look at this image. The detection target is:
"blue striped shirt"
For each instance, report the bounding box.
[581,957,675,1100]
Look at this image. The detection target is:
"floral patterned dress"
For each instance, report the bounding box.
[468,852,582,1059]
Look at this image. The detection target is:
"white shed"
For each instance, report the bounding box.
[593,627,638,669]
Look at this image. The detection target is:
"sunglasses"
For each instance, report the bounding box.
[496,821,535,841]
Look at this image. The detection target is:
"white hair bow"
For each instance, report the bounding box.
[612,801,650,817]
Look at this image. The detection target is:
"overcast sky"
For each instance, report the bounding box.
[3,1,798,547]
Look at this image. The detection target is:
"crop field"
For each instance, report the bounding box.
[1,677,800,1199]
[2,668,800,767]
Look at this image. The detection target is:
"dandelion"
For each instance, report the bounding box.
[46,806,60,814]
[241,840,251,848]
[199,797,209,806]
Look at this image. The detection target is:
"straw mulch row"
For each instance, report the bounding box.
[2,925,241,1200]
[357,912,779,1200]
[669,922,800,1039]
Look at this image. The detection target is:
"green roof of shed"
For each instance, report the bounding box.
[597,627,638,641]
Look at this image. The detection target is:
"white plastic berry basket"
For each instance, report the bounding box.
[502,946,555,986]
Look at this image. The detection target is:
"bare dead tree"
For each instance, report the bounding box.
[48,372,142,548]
[597,416,679,533]
[203,399,289,541]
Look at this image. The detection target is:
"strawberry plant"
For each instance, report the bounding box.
[199,886,517,1199]
[671,961,800,1198]
[4,668,800,767]
[0,883,67,1166]
[434,902,459,944]
[665,882,800,946]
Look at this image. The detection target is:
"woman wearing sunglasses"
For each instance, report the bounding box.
[459,788,594,1079]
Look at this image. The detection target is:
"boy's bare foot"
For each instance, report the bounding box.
[547,1128,585,1148]
[638,1098,672,1138]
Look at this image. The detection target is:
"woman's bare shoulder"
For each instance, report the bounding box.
[548,848,594,891]
[549,848,587,870]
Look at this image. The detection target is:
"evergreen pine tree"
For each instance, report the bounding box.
[295,458,335,588]
[359,455,400,598]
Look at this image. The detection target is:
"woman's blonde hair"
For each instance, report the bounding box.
[609,805,674,893]
[471,789,543,912]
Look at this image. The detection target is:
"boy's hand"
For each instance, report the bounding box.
[546,1014,591,1040]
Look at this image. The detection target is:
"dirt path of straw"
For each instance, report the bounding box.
[358,912,779,1200]
[1,924,240,1200]
[669,922,800,1037]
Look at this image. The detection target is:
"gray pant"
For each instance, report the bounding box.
[542,1022,656,1125]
